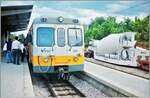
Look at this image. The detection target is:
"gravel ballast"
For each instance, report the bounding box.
[69,75,108,98]
[32,74,108,98]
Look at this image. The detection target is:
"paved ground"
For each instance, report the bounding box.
[0,58,149,98]
[1,61,35,98]
[86,58,149,79]
[84,61,149,98]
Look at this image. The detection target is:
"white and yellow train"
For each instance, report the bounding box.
[26,16,84,75]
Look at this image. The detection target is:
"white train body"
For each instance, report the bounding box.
[27,17,85,73]
[88,32,140,67]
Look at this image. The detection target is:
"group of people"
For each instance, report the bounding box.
[3,36,27,65]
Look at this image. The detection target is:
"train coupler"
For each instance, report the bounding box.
[57,67,70,80]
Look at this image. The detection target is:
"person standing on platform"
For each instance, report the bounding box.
[12,36,21,65]
[3,41,7,62]
[19,39,25,62]
[6,38,13,63]
[24,43,29,63]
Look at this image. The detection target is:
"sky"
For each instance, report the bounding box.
[1,0,150,36]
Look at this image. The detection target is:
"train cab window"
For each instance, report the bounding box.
[57,28,65,47]
[37,27,55,47]
[68,28,82,46]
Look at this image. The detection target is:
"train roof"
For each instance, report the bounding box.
[33,16,81,25]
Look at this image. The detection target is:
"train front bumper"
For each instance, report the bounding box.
[32,64,84,73]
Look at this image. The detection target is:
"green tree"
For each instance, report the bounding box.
[84,16,149,48]
[9,34,16,40]
[133,16,149,41]
[18,34,25,42]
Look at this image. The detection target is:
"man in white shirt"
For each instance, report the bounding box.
[12,36,21,65]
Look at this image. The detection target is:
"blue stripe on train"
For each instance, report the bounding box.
[33,64,84,73]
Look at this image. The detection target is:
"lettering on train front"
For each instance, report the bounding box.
[41,48,52,53]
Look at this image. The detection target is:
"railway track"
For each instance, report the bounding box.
[41,74,86,97]
[31,73,107,98]
[47,80,85,97]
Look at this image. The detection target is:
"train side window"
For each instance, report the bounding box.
[57,28,65,47]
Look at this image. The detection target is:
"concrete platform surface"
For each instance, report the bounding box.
[1,62,35,98]
[86,58,149,79]
[84,61,149,98]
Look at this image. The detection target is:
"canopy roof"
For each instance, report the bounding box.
[1,5,33,34]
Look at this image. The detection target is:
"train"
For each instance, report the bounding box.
[86,32,149,67]
[26,16,84,79]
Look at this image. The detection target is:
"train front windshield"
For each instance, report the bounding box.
[68,28,83,46]
[37,27,55,47]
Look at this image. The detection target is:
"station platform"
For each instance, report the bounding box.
[84,61,149,98]
[1,61,35,98]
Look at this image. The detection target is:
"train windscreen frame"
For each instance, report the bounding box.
[68,28,83,46]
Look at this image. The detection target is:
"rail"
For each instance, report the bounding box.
[41,74,86,97]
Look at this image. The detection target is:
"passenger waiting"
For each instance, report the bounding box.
[19,39,25,62]
[6,38,13,63]
[3,41,7,62]
[12,36,21,65]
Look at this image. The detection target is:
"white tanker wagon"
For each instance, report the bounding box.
[89,32,140,67]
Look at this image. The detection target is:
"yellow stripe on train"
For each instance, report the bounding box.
[32,55,84,66]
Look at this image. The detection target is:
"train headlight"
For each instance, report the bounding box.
[43,57,49,63]
[73,57,79,62]
[58,16,64,23]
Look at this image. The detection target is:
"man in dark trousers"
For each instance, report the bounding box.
[19,39,25,62]
[12,36,21,65]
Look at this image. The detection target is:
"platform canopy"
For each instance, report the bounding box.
[1,5,33,34]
